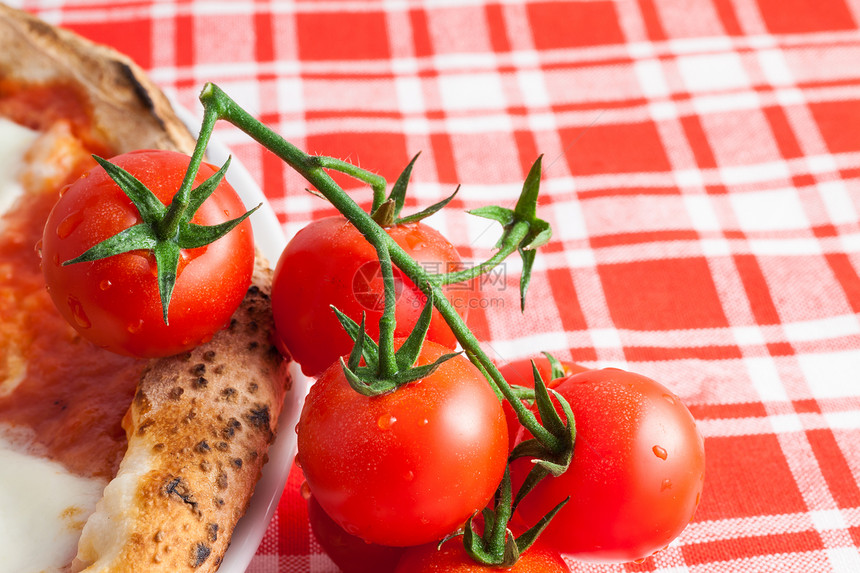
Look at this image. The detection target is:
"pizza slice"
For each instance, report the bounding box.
[0,5,291,572]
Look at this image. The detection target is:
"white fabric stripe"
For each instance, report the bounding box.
[685,507,860,545]
[690,553,835,573]
[536,236,860,269]
[476,317,860,354]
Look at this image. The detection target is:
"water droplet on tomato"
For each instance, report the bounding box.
[634,557,646,564]
[299,481,311,500]
[58,184,70,197]
[377,414,397,430]
[99,279,112,291]
[294,454,302,469]
[67,296,91,329]
[34,240,43,259]
[661,479,672,491]
[652,445,668,460]
[403,470,414,482]
[663,393,675,404]
[57,212,84,239]
[127,319,144,334]
[52,253,60,266]
[405,230,426,251]
[419,418,429,426]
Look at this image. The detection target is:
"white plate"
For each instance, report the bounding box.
[176,103,311,573]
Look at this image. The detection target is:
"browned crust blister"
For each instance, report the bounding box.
[73,262,291,573]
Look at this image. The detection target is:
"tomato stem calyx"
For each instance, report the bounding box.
[62,154,259,325]
[449,468,569,568]
[369,153,460,227]
[332,293,461,396]
[509,362,577,509]
[434,157,551,311]
[543,350,569,380]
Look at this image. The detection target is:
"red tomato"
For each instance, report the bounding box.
[393,534,570,572]
[271,216,472,377]
[41,150,254,358]
[496,357,589,451]
[296,340,508,547]
[512,368,705,562]
[308,494,404,573]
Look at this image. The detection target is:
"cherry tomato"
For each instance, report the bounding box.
[271,216,472,377]
[497,357,589,450]
[308,495,404,573]
[41,150,254,358]
[393,533,570,572]
[296,340,508,547]
[512,368,705,562]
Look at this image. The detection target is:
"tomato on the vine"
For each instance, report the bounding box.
[497,356,589,450]
[512,368,705,562]
[41,150,254,358]
[393,531,570,572]
[271,216,472,377]
[296,339,508,547]
[307,495,404,573]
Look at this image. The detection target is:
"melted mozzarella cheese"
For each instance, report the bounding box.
[0,118,39,217]
[0,435,106,573]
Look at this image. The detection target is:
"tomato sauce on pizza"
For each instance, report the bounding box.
[0,79,109,155]
[1,9,291,570]
[0,79,142,480]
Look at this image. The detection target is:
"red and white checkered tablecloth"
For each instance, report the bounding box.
[12,0,860,571]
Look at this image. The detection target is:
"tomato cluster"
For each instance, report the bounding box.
[271,209,705,570]
[42,139,705,572]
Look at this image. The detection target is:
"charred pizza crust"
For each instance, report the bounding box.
[0,2,195,155]
[73,261,290,573]
[1,4,291,572]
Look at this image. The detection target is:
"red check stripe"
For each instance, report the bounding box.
[14,0,860,571]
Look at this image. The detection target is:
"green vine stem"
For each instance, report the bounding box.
[315,156,388,213]
[164,107,220,240]
[196,82,563,454]
[374,239,398,380]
